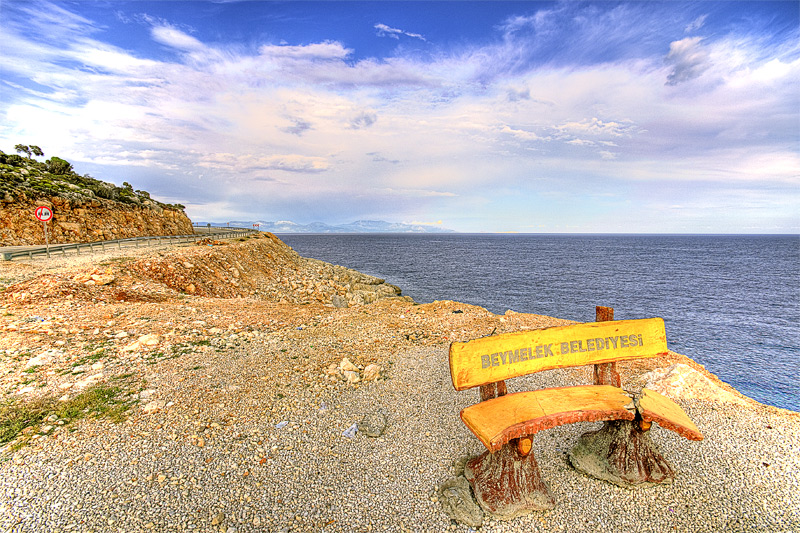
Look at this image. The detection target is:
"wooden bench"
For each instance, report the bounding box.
[448,307,703,520]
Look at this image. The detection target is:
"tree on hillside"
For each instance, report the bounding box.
[30,145,44,158]
[14,144,31,158]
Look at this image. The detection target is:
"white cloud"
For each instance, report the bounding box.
[374,23,426,42]
[684,14,708,34]
[499,125,543,141]
[557,117,638,138]
[151,25,206,52]
[665,37,711,85]
[197,153,330,173]
[259,41,351,61]
[1,1,796,232]
[378,188,456,198]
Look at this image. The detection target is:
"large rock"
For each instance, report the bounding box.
[0,192,192,246]
[438,476,484,527]
[642,363,749,406]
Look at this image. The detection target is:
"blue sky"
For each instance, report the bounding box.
[1,1,798,233]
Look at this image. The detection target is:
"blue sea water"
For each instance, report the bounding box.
[277,234,800,412]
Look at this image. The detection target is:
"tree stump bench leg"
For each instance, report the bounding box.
[569,306,676,488]
[464,440,555,520]
[568,419,675,488]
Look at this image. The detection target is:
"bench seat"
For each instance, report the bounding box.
[461,384,703,453]
[461,385,634,453]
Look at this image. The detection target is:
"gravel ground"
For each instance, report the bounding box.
[3,339,799,532]
[1,240,799,532]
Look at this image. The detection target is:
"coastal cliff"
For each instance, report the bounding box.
[0,149,192,246]
[1,231,797,532]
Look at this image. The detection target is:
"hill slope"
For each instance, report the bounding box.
[0,149,192,246]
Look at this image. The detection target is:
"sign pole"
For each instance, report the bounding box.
[35,206,54,258]
[44,220,50,258]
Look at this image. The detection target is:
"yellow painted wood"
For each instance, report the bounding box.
[639,388,703,441]
[461,385,634,452]
[449,318,668,391]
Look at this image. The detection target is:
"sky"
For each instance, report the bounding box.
[1,1,798,233]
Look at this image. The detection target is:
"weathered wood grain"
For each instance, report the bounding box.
[449,318,668,391]
[638,388,704,441]
[464,443,555,519]
[460,385,636,453]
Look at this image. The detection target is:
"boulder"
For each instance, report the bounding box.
[642,363,749,406]
[438,476,484,527]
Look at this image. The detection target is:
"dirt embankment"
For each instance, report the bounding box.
[2,232,405,308]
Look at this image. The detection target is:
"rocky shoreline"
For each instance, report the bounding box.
[1,234,798,532]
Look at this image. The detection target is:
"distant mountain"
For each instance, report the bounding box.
[203,219,455,233]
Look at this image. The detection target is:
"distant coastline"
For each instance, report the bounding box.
[194,220,798,236]
[194,220,455,234]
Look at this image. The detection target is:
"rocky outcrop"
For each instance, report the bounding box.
[0,192,193,246]
[0,150,192,245]
[641,363,751,406]
[125,233,405,307]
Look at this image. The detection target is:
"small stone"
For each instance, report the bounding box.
[74,373,103,389]
[362,364,382,381]
[25,350,56,369]
[90,273,115,285]
[91,362,104,371]
[343,370,360,384]
[342,423,358,438]
[357,412,387,437]
[138,334,160,347]
[211,512,225,526]
[143,400,166,414]
[339,357,359,373]
[157,474,166,483]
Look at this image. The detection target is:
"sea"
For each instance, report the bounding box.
[277,234,799,412]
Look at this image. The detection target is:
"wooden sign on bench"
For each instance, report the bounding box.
[448,307,703,520]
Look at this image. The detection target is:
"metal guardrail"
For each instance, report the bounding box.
[2,228,258,261]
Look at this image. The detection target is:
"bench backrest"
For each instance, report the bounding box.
[449,317,668,391]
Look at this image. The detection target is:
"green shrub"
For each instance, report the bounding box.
[46,157,73,175]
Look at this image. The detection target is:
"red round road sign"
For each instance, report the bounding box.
[35,206,53,222]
